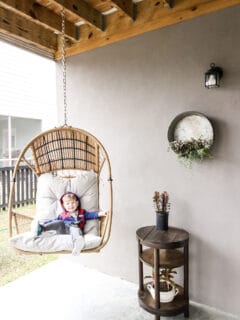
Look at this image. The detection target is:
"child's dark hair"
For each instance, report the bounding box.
[60,192,81,209]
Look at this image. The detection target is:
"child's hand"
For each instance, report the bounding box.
[98,211,108,217]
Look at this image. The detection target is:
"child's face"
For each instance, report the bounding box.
[63,198,78,213]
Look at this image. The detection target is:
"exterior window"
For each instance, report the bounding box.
[0,116,41,167]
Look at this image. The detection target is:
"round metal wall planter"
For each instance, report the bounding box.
[167,111,214,153]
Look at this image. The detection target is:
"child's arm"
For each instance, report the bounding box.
[84,211,108,220]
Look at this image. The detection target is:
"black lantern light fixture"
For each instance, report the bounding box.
[205,63,223,89]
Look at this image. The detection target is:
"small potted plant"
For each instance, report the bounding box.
[145,268,179,303]
[153,191,170,230]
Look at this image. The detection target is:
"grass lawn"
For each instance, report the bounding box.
[0,205,58,287]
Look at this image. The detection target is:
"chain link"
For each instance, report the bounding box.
[61,8,67,126]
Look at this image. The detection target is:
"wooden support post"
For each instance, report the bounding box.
[154,248,160,309]
[184,243,189,317]
[138,240,144,292]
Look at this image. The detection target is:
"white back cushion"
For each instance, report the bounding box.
[35,170,98,222]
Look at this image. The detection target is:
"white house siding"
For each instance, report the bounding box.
[0,41,57,130]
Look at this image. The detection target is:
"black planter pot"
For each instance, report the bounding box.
[156,212,169,231]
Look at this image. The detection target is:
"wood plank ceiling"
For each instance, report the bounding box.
[0,0,240,60]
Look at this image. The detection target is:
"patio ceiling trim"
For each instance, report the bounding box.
[0,0,239,60]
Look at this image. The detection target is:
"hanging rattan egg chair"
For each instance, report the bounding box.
[8,125,113,254]
[8,8,113,254]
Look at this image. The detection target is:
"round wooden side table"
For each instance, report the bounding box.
[136,226,189,320]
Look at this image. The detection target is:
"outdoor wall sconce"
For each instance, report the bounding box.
[205,63,223,89]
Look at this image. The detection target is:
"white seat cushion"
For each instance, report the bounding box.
[9,232,102,253]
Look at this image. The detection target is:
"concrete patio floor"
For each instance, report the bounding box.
[0,256,238,320]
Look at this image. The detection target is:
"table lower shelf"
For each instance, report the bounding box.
[138,285,189,317]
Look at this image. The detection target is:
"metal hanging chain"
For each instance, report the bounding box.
[61,8,68,126]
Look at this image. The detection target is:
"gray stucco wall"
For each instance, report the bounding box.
[57,6,240,316]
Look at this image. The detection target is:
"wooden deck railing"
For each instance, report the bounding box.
[0,166,37,210]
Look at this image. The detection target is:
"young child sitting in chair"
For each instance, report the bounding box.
[40,192,107,255]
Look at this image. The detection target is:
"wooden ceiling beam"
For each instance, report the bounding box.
[54,0,106,31]
[1,0,240,60]
[59,0,240,59]
[110,0,137,20]
[0,5,57,52]
[0,0,78,41]
[0,31,54,58]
